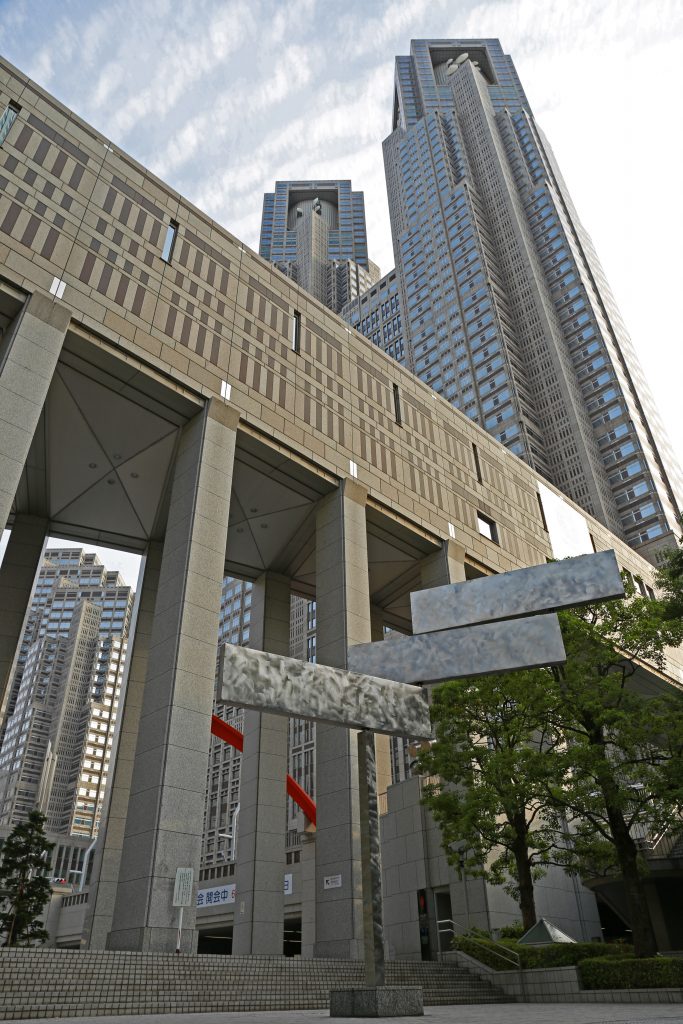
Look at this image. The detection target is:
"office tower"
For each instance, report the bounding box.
[353,38,682,563]
[0,549,133,835]
[259,180,380,312]
[200,178,384,874]
[201,578,318,875]
[341,268,406,365]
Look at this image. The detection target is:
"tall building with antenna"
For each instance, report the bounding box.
[347,39,681,564]
[260,180,380,313]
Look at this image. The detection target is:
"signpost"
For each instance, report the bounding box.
[172,867,194,954]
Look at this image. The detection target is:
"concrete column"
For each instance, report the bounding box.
[370,606,392,801]
[233,572,290,955]
[0,514,47,715]
[419,539,466,594]
[107,399,238,952]
[300,830,316,958]
[83,543,162,949]
[0,292,70,533]
[420,540,491,934]
[314,479,370,960]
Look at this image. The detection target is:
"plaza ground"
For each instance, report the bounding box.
[4,1006,683,1024]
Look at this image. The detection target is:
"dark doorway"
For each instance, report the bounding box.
[197,928,233,955]
[283,916,302,956]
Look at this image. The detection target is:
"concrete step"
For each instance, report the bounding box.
[0,950,511,1018]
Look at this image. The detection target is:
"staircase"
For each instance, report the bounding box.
[0,949,509,1018]
[386,960,508,1004]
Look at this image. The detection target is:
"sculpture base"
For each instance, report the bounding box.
[329,986,424,1017]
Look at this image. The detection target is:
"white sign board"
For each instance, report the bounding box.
[197,883,236,908]
[196,874,293,908]
[323,873,342,890]
[173,867,194,907]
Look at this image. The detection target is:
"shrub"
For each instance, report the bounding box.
[453,936,633,971]
[498,922,525,940]
[580,956,683,990]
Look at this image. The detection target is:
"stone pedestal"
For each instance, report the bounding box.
[329,987,423,1018]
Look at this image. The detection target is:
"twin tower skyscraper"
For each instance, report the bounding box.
[259,38,682,565]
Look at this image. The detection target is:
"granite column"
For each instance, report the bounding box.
[232,571,290,955]
[108,399,238,952]
[313,479,370,960]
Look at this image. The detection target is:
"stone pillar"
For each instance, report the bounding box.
[83,543,161,949]
[370,606,392,801]
[300,829,316,958]
[420,540,491,933]
[0,514,47,714]
[0,292,70,533]
[419,539,466,594]
[232,572,290,955]
[314,480,370,960]
[107,399,238,952]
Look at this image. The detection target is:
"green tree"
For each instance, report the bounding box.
[417,579,683,956]
[417,669,566,931]
[548,587,683,958]
[655,543,683,622]
[0,810,54,946]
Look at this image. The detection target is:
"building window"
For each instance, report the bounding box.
[161,220,178,263]
[292,310,301,353]
[476,511,498,543]
[472,443,483,484]
[393,383,402,425]
[0,101,20,146]
[536,492,548,532]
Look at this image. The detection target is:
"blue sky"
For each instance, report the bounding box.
[0,0,681,579]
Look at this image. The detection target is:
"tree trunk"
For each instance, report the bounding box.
[511,819,537,932]
[604,800,657,957]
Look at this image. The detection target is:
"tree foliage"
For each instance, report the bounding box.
[418,577,683,955]
[548,586,683,957]
[0,810,54,946]
[655,543,683,623]
[416,669,566,931]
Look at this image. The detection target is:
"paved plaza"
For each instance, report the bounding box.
[4,1006,683,1024]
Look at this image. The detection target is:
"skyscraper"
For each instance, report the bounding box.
[259,180,380,312]
[0,549,133,837]
[348,39,681,564]
[200,178,384,877]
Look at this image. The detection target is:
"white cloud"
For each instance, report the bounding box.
[338,0,448,59]
[1,0,681,465]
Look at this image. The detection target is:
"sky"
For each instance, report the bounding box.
[0,0,680,475]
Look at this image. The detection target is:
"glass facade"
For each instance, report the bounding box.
[259,180,379,313]
[346,38,682,561]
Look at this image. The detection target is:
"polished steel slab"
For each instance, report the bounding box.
[347,613,565,684]
[220,644,432,738]
[410,550,623,635]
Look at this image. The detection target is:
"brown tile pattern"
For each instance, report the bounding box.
[0,57,674,603]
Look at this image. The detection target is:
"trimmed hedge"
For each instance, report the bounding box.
[580,956,683,990]
[453,936,633,971]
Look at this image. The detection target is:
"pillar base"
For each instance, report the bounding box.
[329,987,423,1017]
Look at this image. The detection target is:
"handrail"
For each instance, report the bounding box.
[436,917,521,970]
